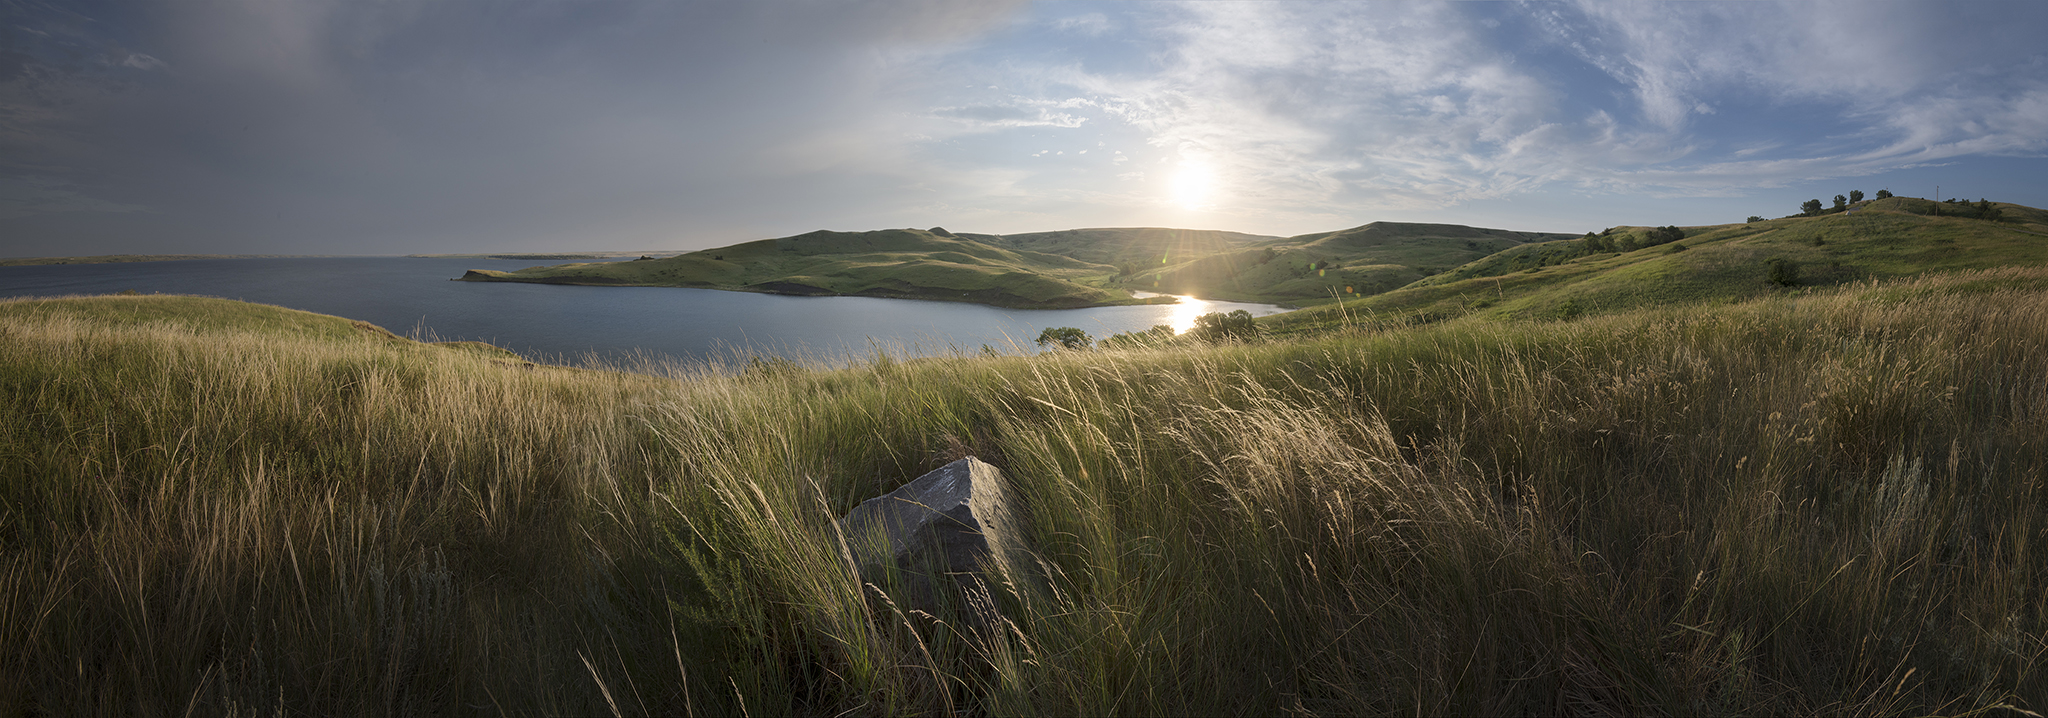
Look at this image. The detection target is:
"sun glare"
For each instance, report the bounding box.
[1164,295,1218,334]
[1171,163,1215,210]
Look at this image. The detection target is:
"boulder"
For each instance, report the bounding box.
[837,457,1032,615]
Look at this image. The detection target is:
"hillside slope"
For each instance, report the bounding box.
[0,293,532,363]
[461,228,1165,310]
[968,227,1279,269]
[1269,197,2048,334]
[1127,221,1579,305]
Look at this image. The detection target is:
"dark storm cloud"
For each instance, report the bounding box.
[0,0,1025,256]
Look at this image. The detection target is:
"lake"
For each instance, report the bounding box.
[0,257,1289,366]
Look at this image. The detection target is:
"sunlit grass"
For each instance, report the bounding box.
[3,273,2046,714]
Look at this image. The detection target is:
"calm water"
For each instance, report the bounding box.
[0,257,1288,366]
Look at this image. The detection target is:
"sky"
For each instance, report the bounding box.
[3,0,2046,257]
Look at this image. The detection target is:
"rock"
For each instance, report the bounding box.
[837,457,1032,616]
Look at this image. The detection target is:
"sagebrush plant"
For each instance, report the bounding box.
[3,270,2045,715]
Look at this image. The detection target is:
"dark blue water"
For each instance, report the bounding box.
[0,257,1287,365]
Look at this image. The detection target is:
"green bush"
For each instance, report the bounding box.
[1034,326,1093,351]
[1768,257,1802,286]
[1190,310,1259,342]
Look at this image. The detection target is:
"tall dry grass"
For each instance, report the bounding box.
[4,270,2046,715]
[653,268,2047,716]
[0,296,686,714]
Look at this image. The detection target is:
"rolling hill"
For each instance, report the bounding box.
[966,227,1280,269]
[1124,221,1580,305]
[460,227,1169,310]
[458,221,1583,310]
[1267,196,2048,334]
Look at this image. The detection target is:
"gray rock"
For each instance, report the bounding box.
[837,457,1032,616]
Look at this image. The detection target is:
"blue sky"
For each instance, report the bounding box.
[2,0,2045,256]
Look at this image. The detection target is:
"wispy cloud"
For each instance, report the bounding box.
[1053,12,1112,37]
[931,98,1094,129]
[901,1,2048,229]
[1,0,2041,255]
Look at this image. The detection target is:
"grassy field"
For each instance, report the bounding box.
[1269,198,2048,335]
[4,275,2044,715]
[461,228,1164,310]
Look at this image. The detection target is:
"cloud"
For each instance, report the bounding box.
[4,0,2042,254]
[0,0,1032,254]
[1054,12,1113,36]
[120,53,166,71]
[932,100,1091,128]
[896,1,2048,229]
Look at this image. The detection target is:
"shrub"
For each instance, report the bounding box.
[1647,226,1685,245]
[1554,298,1583,319]
[1876,189,1893,199]
[1801,199,1824,216]
[1767,257,1801,286]
[1190,310,1259,342]
[1034,326,1093,351]
[1747,216,1765,223]
[1849,189,1865,203]
[1581,232,1615,254]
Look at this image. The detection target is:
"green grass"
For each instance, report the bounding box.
[5,276,2045,715]
[1270,200,2048,335]
[1129,221,1578,305]
[462,228,1165,309]
[458,221,1584,309]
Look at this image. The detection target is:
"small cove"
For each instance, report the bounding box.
[0,256,1289,366]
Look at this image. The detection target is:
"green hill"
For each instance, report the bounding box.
[457,221,1583,310]
[1267,197,2048,334]
[968,227,1279,269]
[461,227,1166,310]
[1126,221,1578,305]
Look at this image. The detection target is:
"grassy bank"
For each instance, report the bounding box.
[3,276,2045,714]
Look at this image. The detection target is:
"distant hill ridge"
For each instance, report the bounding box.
[1268,196,2048,334]
[460,227,1168,310]
[1123,221,1579,304]
[459,199,2048,314]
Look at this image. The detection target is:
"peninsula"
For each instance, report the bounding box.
[458,227,1175,309]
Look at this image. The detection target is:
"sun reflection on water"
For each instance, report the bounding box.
[1132,291,1225,334]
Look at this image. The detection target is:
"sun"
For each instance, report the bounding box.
[1171,162,1215,210]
